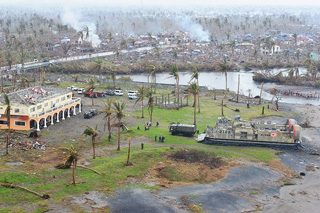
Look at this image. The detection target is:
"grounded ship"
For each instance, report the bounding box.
[198,116,302,148]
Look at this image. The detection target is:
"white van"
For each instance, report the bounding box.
[114,90,123,96]
[127,90,139,96]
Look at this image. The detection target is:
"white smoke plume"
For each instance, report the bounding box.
[61,8,101,47]
[177,16,210,42]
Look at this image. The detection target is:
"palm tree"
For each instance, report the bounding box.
[293,33,297,47]
[92,59,103,86]
[190,66,200,113]
[169,64,180,109]
[83,125,99,159]
[135,86,147,118]
[189,83,198,125]
[113,101,126,151]
[146,89,154,123]
[100,99,113,141]
[3,93,11,155]
[64,145,78,186]
[148,65,157,93]
[216,58,229,97]
[86,79,95,106]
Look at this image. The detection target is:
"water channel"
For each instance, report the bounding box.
[121,68,320,105]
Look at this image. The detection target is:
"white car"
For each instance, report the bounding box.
[128,94,139,100]
[77,88,85,94]
[72,87,78,91]
[114,90,123,96]
[128,90,139,96]
[67,86,76,90]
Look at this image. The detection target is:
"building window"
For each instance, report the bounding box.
[44,102,48,107]
[37,105,42,110]
[61,97,65,101]
[67,95,71,99]
[15,121,25,126]
[30,107,35,112]
[14,108,20,113]
[0,120,8,125]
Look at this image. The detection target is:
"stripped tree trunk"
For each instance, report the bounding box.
[0,183,50,199]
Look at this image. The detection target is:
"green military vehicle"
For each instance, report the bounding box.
[199,116,302,148]
[169,123,197,136]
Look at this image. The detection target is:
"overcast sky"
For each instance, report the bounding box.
[1,0,319,7]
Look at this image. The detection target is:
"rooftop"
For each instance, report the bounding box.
[0,86,70,106]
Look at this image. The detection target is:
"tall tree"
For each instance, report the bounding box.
[135,86,147,118]
[146,89,154,123]
[148,65,157,93]
[3,94,11,155]
[113,101,126,151]
[64,145,78,186]
[216,58,229,97]
[190,66,200,113]
[189,83,198,125]
[86,79,95,106]
[100,99,113,141]
[169,64,180,109]
[92,59,103,86]
[83,125,99,159]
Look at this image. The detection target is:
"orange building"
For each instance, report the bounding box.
[0,87,81,131]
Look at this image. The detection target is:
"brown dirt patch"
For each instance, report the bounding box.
[143,159,241,188]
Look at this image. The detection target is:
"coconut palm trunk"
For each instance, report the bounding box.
[193,94,197,125]
[92,136,96,159]
[72,159,76,185]
[176,77,180,109]
[117,119,121,151]
[197,79,200,113]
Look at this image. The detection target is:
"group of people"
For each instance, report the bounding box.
[280,90,320,100]
[155,135,165,142]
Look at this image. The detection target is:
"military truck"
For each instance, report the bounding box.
[169,123,197,136]
[199,116,302,148]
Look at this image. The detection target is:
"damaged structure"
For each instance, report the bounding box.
[0,87,81,131]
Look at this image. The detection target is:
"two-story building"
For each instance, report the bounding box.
[0,87,81,131]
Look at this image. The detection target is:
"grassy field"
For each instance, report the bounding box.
[0,86,286,212]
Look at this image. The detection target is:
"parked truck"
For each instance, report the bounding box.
[169,123,197,136]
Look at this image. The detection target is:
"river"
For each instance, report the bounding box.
[121,68,320,105]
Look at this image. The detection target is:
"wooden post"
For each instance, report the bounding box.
[221,99,224,116]
[237,74,240,103]
[262,106,265,115]
[186,96,189,106]
[180,97,182,107]
[126,137,131,166]
[168,94,170,103]
[259,83,264,105]
[162,94,164,103]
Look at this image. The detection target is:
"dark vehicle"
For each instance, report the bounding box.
[169,123,197,136]
[89,109,98,116]
[84,112,93,119]
[43,59,49,62]
[106,90,115,96]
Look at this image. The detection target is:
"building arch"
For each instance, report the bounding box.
[29,119,37,129]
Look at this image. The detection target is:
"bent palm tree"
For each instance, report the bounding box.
[113,101,126,151]
[83,125,99,159]
[169,64,180,109]
[189,82,199,125]
[100,99,113,141]
[135,86,147,118]
[190,66,200,113]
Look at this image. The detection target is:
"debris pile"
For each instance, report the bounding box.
[8,140,46,151]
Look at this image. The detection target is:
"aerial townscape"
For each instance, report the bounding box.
[1,0,320,212]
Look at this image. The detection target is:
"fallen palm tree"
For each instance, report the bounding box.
[0,182,50,199]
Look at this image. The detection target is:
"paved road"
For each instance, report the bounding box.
[1,44,177,72]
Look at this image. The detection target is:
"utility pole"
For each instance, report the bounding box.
[259,83,264,105]
[221,99,224,116]
[237,74,240,103]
